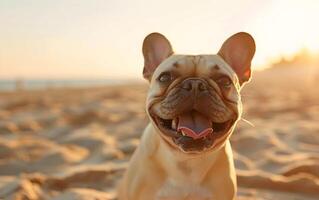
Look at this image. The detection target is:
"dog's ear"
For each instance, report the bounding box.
[142,32,173,81]
[218,32,256,85]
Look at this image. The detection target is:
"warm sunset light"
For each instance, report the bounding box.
[1,1,319,199]
[1,0,319,79]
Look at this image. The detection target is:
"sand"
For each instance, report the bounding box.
[0,66,319,200]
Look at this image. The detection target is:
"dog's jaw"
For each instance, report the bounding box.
[148,97,238,153]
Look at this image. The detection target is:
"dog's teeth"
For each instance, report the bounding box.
[172,119,177,130]
[181,131,186,136]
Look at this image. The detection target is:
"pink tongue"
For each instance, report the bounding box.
[177,111,213,140]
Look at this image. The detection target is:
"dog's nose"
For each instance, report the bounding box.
[181,78,207,92]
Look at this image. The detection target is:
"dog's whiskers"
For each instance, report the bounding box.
[240,117,255,127]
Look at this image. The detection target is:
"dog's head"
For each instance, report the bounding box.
[143,32,255,153]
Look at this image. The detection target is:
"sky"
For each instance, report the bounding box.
[0,0,319,80]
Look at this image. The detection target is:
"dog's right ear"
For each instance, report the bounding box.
[142,33,173,81]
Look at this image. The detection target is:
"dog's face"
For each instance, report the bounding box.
[142,32,255,153]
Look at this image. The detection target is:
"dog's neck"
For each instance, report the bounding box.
[151,126,227,185]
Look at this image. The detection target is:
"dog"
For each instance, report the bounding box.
[118,32,255,200]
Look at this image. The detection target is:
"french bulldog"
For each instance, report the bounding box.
[118,32,255,200]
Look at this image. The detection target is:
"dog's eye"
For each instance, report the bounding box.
[158,72,172,83]
[216,76,232,88]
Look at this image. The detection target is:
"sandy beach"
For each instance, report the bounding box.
[0,66,319,200]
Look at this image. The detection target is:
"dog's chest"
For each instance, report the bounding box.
[155,179,212,200]
[154,142,217,199]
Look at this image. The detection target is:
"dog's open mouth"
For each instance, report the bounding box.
[152,110,234,152]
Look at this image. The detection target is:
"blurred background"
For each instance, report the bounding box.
[0,0,318,199]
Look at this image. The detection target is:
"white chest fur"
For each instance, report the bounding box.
[153,140,221,200]
[156,179,212,200]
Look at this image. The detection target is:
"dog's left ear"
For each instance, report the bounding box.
[142,32,174,81]
[218,32,256,85]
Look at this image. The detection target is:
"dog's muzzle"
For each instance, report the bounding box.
[149,77,237,152]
